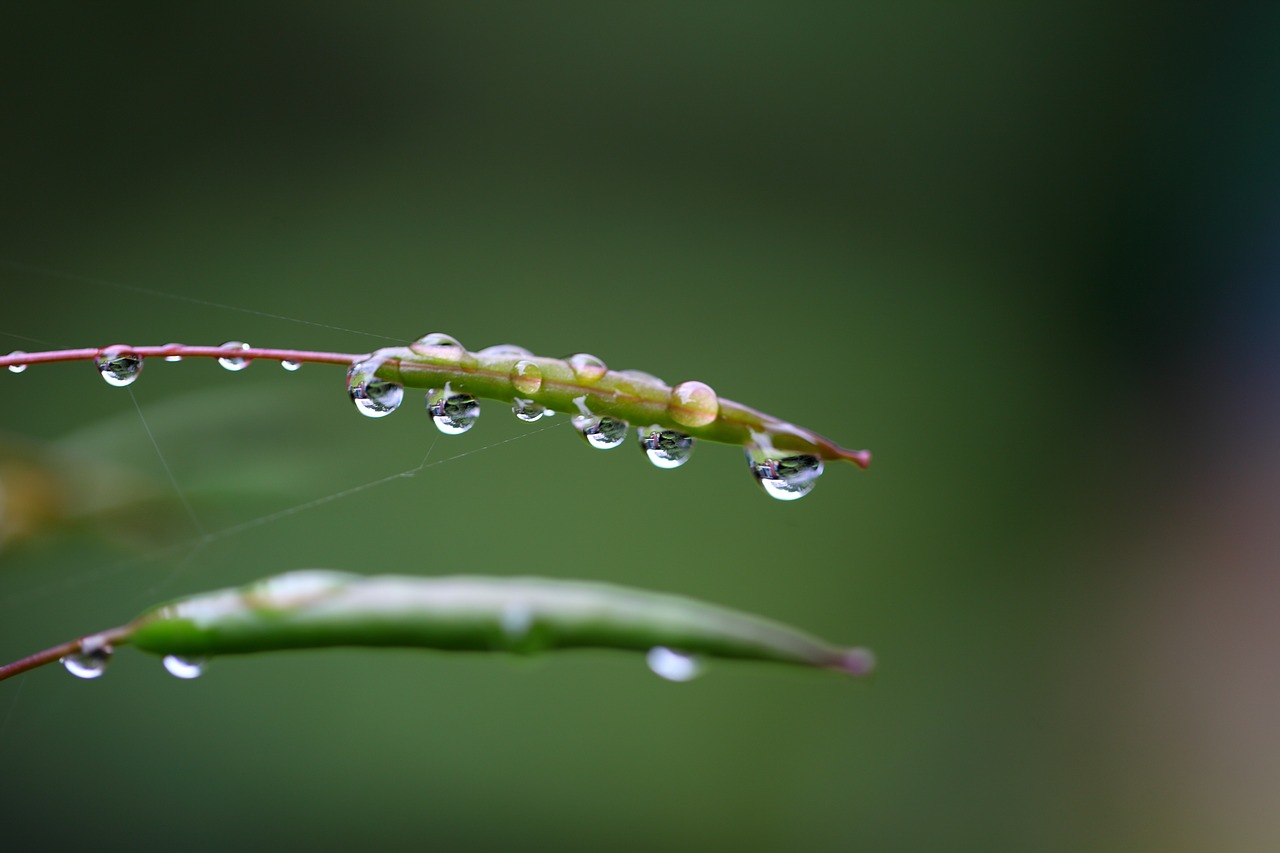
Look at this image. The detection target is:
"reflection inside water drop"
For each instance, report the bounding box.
[162,655,207,679]
[510,359,543,395]
[94,347,143,387]
[512,398,547,422]
[61,644,112,679]
[572,415,628,449]
[217,341,252,371]
[567,353,607,383]
[162,343,184,362]
[281,359,301,372]
[347,359,404,418]
[429,390,480,434]
[7,350,27,373]
[646,647,702,682]
[747,448,824,501]
[639,429,694,469]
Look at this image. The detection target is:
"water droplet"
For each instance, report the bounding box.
[669,380,719,428]
[510,359,543,394]
[567,353,607,383]
[572,414,628,449]
[639,429,695,469]
[7,350,27,373]
[646,647,702,682]
[94,346,142,387]
[61,644,112,679]
[479,344,533,358]
[347,358,404,418]
[428,388,480,434]
[162,655,207,679]
[217,341,252,371]
[747,448,824,501]
[281,359,302,372]
[512,398,547,422]
[162,343,184,362]
[411,332,465,356]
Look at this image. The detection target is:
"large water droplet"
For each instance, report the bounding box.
[429,389,480,434]
[162,655,207,679]
[7,350,27,373]
[162,343,184,362]
[281,359,301,372]
[347,359,404,418]
[510,359,543,394]
[646,647,702,682]
[410,332,466,359]
[669,380,719,428]
[217,341,252,371]
[416,332,463,349]
[747,448,824,501]
[61,644,112,679]
[572,414,628,449]
[639,429,695,469]
[479,344,533,358]
[94,346,142,387]
[512,398,548,422]
[567,353,607,383]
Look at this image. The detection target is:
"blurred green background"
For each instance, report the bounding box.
[3,4,1279,851]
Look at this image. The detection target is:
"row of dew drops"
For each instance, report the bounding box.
[6,337,825,502]
[350,335,825,502]
[59,641,702,683]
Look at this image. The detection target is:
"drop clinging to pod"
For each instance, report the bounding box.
[333,333,867,499]
[0,333,865,501]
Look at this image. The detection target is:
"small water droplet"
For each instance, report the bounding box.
[616,368,665,386]
[572,414,628,449]
[217,341,252,371]
[479,344,533,357]
[747,447,824,501]
[7,350,27,373]
[510,359,543,394]
[61,644,112,679]
[162,655,207,679]
[669,380,719,428]
[512,398,547,422]
[639,429,694,468]
[162,343,184,362]
[646,647,702,682]
[411,332,464,354]
[429,389,480,434]
[347,358,404,418]
[281,359,301,372]
[567,353,608,383]
[94,346,142,387]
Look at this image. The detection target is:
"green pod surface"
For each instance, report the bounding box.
[126,571,875,676]
[367,341,871,467]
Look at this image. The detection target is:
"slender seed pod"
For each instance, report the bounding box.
[368,337,871,468]
[3,338,870,499]
[0,571,874,682]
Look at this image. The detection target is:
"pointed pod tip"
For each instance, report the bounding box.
[839,448,872,469]
[837,647,876,677]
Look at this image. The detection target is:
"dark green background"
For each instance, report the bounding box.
[3,5,1278,851]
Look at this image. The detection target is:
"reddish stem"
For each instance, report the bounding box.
[0,625,133,683]
[0,345,363,369]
